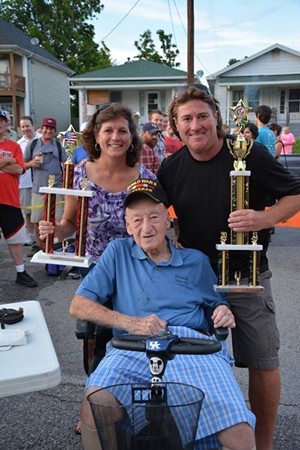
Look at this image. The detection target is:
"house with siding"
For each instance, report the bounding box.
[0,19,73,133]
[207,43,300,136]
[69,60,191,129]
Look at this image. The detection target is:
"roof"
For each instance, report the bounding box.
[207,43,300,80]
[0,19,73,74]
[70,59,188,81]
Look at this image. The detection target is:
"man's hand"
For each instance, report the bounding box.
[25,159,42,169]
[0,156,16,168]
[127,314,167,336]
[212,305,236,329]
[228,209,267,232]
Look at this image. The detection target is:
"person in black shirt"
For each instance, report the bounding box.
[158,84,300,450]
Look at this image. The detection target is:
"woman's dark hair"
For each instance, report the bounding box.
[244,123,259,140]
[268,123,282,136]
[168,85,225,139]
[81,103,142,166]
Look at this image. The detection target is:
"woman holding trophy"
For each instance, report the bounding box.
[38,103,155,264]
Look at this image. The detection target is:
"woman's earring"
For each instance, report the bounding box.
[128,144,134,153]
[95,143,101,152]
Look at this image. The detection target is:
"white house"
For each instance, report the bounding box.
[0,19,73,133]
[69,59,192,128]
[207,43,300,135]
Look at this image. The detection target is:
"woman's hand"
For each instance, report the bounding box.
[38,220,55,241]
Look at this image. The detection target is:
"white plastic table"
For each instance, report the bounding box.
[0,300,61,397]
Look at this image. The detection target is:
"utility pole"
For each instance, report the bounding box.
[187,0,194,84]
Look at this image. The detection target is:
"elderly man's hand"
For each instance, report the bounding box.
[212,305,236,329]
[128,314,167,336]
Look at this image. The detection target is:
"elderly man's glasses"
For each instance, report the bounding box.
[174,83,212,98]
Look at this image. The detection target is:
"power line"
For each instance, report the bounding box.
[172,0,212,75]
[100,0,141,42]
[75,0,142,61]
[167,0,182,66]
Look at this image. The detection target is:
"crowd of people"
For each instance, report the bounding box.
[1,91,300,449]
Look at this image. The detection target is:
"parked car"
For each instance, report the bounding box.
[278,154,300,179]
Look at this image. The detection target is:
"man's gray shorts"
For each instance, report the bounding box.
[226,270,280,369]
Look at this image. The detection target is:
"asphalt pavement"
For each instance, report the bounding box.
[0,226,299,450]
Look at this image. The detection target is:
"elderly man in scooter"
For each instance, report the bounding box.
[70,178,255,450]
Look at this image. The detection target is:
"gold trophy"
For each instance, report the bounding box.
[215,100,264,293]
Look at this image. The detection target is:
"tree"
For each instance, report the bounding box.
[134,29,180,67]
[227,56,248,67]
[0,0,112,73]
[227,58,240,66]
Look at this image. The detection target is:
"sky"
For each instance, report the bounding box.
[91,0,300,82]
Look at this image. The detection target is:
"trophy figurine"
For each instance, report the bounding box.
[215,99,264,293]
[62,150,75,190]
[61,125,80,190]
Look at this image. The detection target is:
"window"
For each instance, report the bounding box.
[110,91,122,103]
[280,90,285,114]
[289,89,300,113]
[147,92,159,113]
[247,87,260,111]
[0,60,10,87]
[232,90,244,106]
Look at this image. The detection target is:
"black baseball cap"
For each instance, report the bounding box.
[124,178,169,208]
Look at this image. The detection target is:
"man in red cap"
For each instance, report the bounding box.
[24,117,66,254]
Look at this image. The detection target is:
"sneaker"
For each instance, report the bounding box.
[16,271,38,288]
[24,234,36,246]
[27,244,41,257]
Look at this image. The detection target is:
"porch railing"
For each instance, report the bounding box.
[0,73,25,93]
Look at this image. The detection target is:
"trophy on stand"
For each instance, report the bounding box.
[214,99,264,293]
[31,126,94,268]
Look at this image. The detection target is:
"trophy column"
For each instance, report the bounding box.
[43,175,56,254]
[214,100,264,293]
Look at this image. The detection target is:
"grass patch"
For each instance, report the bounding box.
[293,139,300,154]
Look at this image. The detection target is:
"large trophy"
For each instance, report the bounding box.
[31,126,94,268]
[214,100,264,293]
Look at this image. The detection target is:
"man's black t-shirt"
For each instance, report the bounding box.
[158,140,300,278]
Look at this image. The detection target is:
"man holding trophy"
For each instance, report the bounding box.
[157,84,300,450]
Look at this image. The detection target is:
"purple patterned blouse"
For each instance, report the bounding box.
[73,162,156,263]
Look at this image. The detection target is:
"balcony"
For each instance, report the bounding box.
[0,73,25,96]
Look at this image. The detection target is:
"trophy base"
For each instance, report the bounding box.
[214,284,265,293]
[31,250,93,268]
[216,244,263,251]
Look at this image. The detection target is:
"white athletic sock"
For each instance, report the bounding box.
[16,264,25,273]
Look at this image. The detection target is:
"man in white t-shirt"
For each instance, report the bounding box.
[17,116,41,246]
